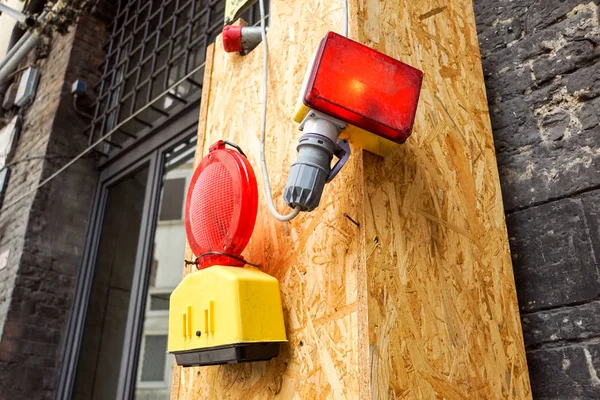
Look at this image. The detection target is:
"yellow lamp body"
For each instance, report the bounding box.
[168,265,287,366]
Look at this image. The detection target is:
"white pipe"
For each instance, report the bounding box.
[0,10,49,84]
[0,32,33,71]
[0,34,40,84]
[0,3,27,23]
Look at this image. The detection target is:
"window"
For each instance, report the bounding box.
[149,292,170,311]
[93,0,220,150]
[140,335,169,383]
[134,138,195,399]
[67,135,197,400]
[72,166,150,400]
[89,0,269,157]
[158,178,185,221]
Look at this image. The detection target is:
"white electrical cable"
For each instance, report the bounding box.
[257,0,301,222]
[343,0,349,37]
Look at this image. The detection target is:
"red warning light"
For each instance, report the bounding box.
[184,140,258,269]
[302,32,423,143]
[222,25,243,53]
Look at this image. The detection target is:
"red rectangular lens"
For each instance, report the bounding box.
[303,32,423,143]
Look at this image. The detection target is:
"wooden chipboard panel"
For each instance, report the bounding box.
[171,0,531,398]
[171,1,367,398]
[356,0,531,398]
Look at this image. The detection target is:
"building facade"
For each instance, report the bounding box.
[0,1,264,399]
[0,0,597,399]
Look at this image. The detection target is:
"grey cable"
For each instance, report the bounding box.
[257,0,301,222]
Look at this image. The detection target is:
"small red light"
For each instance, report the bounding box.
[222,25,243,53]
[303,32,423,143]
[184,140,258,269]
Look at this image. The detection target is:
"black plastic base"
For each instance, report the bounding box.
[173,342,282,367]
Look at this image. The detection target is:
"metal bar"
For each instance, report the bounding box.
[0,10,49,75]
[98,116,108,146]
[186,77,202,88]
[165,91,187,104]
[145,58,155,104]
[103,138,123,149]
[150,104,169,116]
[133,115,153,127]
[0,34,40,84]
[0,3,27,23]
[183,4,193,74]
[0,32,32,70]
[116,128,137,139]
[106,38,131,130]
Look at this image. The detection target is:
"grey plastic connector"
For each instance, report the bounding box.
[284,110,350,212]
[240,27,263,54]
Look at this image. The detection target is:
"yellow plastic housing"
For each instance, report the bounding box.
[293,102,399,157]
[168,265,287,353]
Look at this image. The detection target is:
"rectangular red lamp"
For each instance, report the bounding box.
[300,32,423,144]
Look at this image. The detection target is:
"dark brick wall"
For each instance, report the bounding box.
[0,15,108,400]
[474,1,600,398]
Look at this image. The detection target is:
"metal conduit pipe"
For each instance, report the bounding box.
[0,32,33,71]
[0,27,25,104]
[0,35,41,84]
[0,0,46,105]
[0,10,49,85]
[0,3,27,23]
[2,0,47,67]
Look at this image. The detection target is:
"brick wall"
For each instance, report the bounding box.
[474,1,600,398]
[0,15,108,400]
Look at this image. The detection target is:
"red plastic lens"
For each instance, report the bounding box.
[303,32,423,143]
[222,25,243,53]
[184,141,258,269]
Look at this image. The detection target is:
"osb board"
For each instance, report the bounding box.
[170,1,368,399]
[356,0,532,399]
[171,0,532,398]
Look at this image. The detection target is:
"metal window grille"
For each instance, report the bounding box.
[140,335,168,382]
[89,0,268,158]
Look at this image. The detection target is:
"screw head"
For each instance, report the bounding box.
[196,330,201,337]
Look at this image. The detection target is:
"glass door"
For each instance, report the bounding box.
[73,164,152,400]
[133,137,196,400]
[59,128,197,400]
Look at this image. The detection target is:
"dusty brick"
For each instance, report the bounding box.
[507,198,599,312]
[522,302,600,346]
[527,342,600,399]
